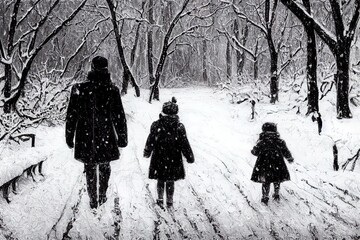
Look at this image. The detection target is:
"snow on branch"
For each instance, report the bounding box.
[217,28,256,60]
[278,42,303,75]
[60,16,110,78]
[225,0,267,34]
[168,21,214,47]
[16,0,42,27]
[280,0,337,50]
[346,0,360,39]
[27,0,61,54]
[5,0,88,108]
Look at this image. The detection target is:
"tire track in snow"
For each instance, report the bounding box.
[0,216,17,240]
[106,195,122,240]
[188,185,225,240]
[61,180,86,240]
[46,173,85,240]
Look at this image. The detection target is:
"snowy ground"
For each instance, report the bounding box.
[1,87,360,239]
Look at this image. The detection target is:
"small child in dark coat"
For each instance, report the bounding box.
[251,122,294,205]
[144,97,195,208]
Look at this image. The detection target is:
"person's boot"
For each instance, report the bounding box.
[156,199,164,209]
[99,194,107,206]
[261,183,270,205]
[261,196,269,205]
[272,194,280,201]
[273,182,280,202]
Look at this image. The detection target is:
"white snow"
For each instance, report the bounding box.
[0,87,360,239]
[0,146,50,187]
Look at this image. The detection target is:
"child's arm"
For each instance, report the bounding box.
[144,122,157,158]
[251,141,261,156]
[280,139,294,162]
[179,124,195,163]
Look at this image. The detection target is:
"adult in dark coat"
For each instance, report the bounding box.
[66,56,127,209]
[251,122,293,204]
[144,97,194,208]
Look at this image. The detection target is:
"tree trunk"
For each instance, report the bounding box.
[149,0,190,103]
[202,39,208,83]
[233,19,241,77]
[147,0,158,100]
[254,57,259,80]
[335,45,352,118]
[253,40,259,80]
[122,17,142,95]
[268,33,278,103]
[238,22,249,75]
[4,64,12,113]
[226,39,232,81]
[303,0,319,115]
[106,0,140,97]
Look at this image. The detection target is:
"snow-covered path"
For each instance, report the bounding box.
[1,88,360,239]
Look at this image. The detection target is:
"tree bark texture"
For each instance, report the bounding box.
[280,0,360,118]
[303,0,319,115]
[106,0,140,97]
[147,0,159,100]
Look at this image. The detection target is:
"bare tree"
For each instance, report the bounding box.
[105,0,140,97]
[281,0,360,118]
[148,0,215,102]
[229,0,302,103]
[0,0,88,113]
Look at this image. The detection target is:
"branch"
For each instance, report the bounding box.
[28,0,61,53]
[328,0,345,39]
[346,0,360,40]
[278,42,303,75]
[0,38,6,61]
[16,0,42,27]
[270,0,279,27]
[168,21,214,47]
[5,0,88,107]
[230,2,267,35]
[59,16,109,78]
[217,28,256,59]
[280,0,337,51]
[7,0,22,54]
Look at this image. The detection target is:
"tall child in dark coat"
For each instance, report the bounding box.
[144,97,194,208]
[251,122,294,205]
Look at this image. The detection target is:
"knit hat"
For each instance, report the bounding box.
[91,56,108,71]
[262,122,277,132]
[162,97,178,115]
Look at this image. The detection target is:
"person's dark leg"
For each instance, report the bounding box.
[273,182,280,200]
[84,164,98,209]
[99,163,111,206]
[261,182,270,204]
[165,181,175,207]
[157,180,165,207]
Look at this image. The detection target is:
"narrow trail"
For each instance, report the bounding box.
[1,88,360,239]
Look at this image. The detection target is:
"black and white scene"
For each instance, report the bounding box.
[1,0,360,239]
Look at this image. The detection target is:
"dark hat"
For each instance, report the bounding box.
[162,97,178,115]
[262,122,277,132]
[91,56,108,70]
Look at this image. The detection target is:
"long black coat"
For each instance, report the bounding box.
[251,131,292,183]
[144,115,194,181]
[66,70,127,164]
